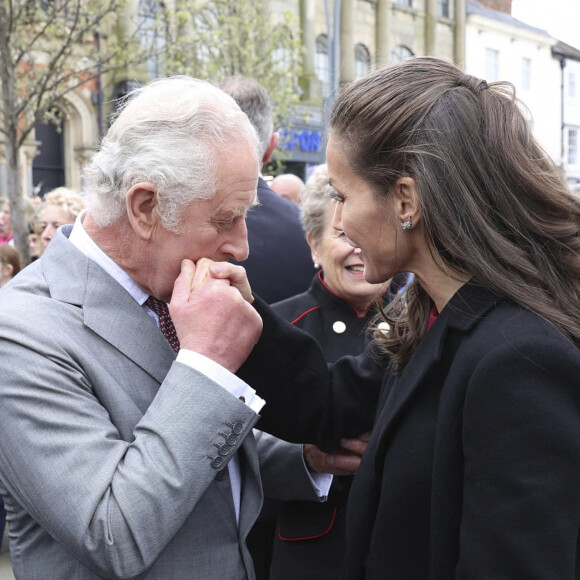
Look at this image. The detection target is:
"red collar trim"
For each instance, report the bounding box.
[317,270,374,318]
[427,305,439,331]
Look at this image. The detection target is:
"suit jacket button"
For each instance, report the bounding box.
[211,456,224,469]
[232,422,244,435]
[226,433,238,446]
[218,444,231,457]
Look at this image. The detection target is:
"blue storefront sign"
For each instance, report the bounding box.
[274,105,326,165]
[279,129,323,154]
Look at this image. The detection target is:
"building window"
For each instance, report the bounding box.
[438,0,450,17]
[569,72,576,98]
[315,34,330,97]
[389,45,413,63]
[485,48,499,82]
[273,47,292,70]
[32,114,65,196]
[395,0,412,7]
[138,0,166,79]
[522,57,531,90]
[568,129,578,165]
[354,44,371,79]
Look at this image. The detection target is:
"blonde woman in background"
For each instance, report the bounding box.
[41,187,85,247]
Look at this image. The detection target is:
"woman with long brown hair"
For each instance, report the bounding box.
[234,56,580,579]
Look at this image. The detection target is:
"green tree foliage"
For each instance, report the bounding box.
[165,0,303,132]
[0,0,153,264]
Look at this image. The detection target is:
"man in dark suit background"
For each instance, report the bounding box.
[219,77,315,305]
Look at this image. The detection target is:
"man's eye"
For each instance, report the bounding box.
[214,217,237,230]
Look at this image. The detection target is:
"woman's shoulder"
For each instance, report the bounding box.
[458,299,580,372]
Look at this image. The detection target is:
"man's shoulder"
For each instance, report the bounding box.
[1,259,49,302]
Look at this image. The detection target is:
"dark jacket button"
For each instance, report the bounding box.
[218,444,231,457]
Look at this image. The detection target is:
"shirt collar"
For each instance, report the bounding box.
[69,211,149,306]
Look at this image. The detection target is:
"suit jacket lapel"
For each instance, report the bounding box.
[376,283,500,436]
[43,229,174,384]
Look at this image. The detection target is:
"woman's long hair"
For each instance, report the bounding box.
[330,56,580,372]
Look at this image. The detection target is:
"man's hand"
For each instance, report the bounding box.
[303,432,372,476]
[169,259,262,372]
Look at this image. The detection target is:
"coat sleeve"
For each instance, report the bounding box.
[457,335,580,579]
[254,430,327,502]
[0,310,259,579]
[238,296,387,452]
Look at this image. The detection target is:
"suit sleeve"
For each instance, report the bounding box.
[238,296,387,451]
[254,430,326,502]
[457,336,580,579]
[0,309,259,578]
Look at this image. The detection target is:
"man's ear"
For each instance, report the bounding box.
[126,183,159,240]
[262,132,280,165]
[392,177,420,229]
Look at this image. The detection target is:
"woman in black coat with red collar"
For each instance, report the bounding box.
[236,56,580,579]
[256,165,403,580]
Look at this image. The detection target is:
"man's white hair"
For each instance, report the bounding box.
[83,76,260,232]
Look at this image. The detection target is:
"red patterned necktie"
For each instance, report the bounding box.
[145,296,180,354]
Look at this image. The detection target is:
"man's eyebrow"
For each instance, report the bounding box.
[215,206,250,220]
[232,206,249,218]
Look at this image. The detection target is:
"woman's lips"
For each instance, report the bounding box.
[345,264,365,277]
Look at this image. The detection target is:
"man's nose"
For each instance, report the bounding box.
[226,219,250,262]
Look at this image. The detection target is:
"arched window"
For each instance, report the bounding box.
[389,45,414,63]
[354,44,371,79]
[32,112,65,196]
[315,34,330,97]
[137,0,166,79]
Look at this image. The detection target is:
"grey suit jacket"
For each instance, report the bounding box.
[0,227,265,579]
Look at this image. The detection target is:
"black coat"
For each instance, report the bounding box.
[232,177,315,304]
[274,271,385,362]
[239,282,580,579]
[268,272,387,580]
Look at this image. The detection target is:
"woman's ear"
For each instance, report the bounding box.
[392,177,420,230]
[1,263,13,277]
[126,183,159,240]
[307,233,321,267]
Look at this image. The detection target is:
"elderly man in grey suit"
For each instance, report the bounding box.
[0,77,337,579]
